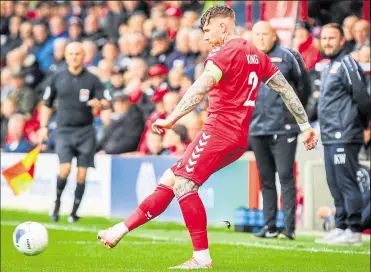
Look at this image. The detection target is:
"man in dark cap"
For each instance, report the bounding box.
[68,16,84,42]
[146,30,174,68]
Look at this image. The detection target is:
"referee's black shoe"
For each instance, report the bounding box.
[254,226,279,238]
[278,228,296,240]
[50,200,60,222]
[68,214,80,223]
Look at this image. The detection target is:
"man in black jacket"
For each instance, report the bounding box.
[249,21,311,240]
[96,92,144,154]
[315,24,370,246]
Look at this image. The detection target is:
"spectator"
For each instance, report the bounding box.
[82,40,101,67]
[117,35,131,69]
[102,42,119,66]
[168,67,183,92]
[146,130,165,155]
[68,16,84,42]
[33,2,53,26]
[94,107,112,142]
[353,19,370,51]
[0,97,17,148]
[19,21,33,43]
[83,14,108,50]
[56,1,71,20]
[49,38,68,74]
[165,6,182,39]
[162,124,189,156]
[100,1,126,43]
[147,30,173,68]
[127,11,147,33]
[108,66,126,94]
[294,21,322,70]
[7,69,37,117]
[31,21,49,57]
[153,13,168,34]
[342,15,359,53]
[1,67,13,101]
[38,15,68,71]
[188,28,203,60]
[166,28,194,70]
[3,113,33,153]
[1,16,23,63]
[97,59,114,87]
[137,87,168,153]
[14,2,28,20]
[96,92,144,154]
[163,91,180,117]
[128,32,148,59]
[143,19,154,39]
[180,10,199,28]
[0,2,15,35]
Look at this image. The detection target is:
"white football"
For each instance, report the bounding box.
[13,222,49,256]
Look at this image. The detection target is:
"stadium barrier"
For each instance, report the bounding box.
[2,152,345,229]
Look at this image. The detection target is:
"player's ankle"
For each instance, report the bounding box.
[193,248,212,264]
[113,222,129,236]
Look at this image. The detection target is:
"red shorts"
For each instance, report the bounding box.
[171,130,245,186]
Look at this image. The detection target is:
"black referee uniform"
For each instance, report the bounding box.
[43,67,104,222]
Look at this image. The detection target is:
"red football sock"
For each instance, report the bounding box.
[178,191,208,251]
[124,184,174,231]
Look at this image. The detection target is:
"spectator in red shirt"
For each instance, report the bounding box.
[162,124,189,156]
[294,21,321,71]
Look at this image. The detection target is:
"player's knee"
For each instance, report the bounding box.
[59,163,72,180]
[173,176,199,199]
[158,169,175,189]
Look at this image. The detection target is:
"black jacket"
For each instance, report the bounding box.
[96,104,145,154]
[249,44,311,136]
[318,50,370,144]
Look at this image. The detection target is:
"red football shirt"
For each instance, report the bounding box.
[203,38,279,148]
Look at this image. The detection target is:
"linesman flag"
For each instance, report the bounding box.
[2,147,40,195]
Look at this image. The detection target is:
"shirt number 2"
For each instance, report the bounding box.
[243,72,258,106]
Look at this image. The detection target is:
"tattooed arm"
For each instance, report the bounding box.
[166,72,216,124]
[266,71,310,131]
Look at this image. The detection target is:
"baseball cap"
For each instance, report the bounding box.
[148,64,169,77]
[165,6,182,18]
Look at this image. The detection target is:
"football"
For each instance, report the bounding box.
[13,222,49,256]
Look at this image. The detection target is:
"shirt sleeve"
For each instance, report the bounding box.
[43,75,57,108]
[260,52,280,84]
[205,46,233,79]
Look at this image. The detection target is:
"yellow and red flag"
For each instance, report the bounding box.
[2,147,40,195]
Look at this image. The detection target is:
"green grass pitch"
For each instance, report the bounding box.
[1,210,370,272]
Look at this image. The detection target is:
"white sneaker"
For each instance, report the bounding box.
[315,228,344,244]
[327,229,363,246]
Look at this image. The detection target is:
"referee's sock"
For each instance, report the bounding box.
[54,177,67,213]
[71,182,86,216]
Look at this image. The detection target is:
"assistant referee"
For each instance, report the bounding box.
[38,42,105,223]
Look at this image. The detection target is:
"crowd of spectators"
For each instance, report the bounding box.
[0,1,369,158]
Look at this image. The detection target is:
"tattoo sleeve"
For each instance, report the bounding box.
[266,71,309,125]
[173,177,199,199]
[167,72,216,124]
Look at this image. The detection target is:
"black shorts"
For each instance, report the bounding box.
[55,125,96,168]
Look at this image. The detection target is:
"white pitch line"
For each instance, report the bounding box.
[1,220,369,255]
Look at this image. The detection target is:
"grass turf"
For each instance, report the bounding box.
[1,210,370,272]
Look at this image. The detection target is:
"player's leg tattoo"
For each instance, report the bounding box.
[173,176,199,199]
[266,71,309,125]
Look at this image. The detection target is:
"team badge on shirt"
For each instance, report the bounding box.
[79,89,90,102]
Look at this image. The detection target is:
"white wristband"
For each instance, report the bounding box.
[298,122,311,132]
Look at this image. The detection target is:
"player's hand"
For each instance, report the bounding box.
[302,127,318,151]
[87,98,101,108]
[152,119,174,134]
[38,127,49,144]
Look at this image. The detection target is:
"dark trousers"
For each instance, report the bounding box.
[324,144,363,232]
[249,134,298,232]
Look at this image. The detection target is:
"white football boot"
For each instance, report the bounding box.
[168,258,213,270]
[97,222,128,248]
